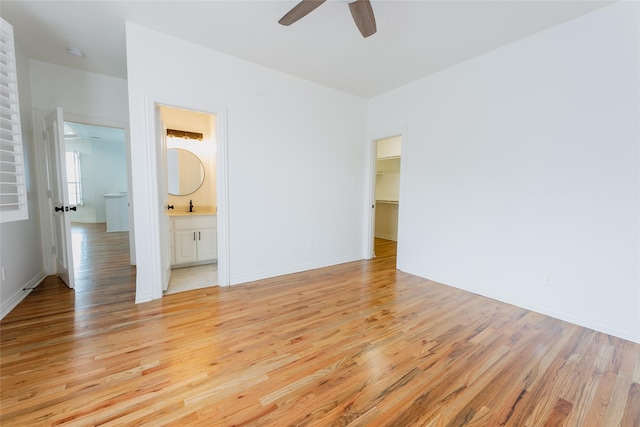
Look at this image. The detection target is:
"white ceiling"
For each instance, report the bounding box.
[64,122,125,142]
[1,1,612,98]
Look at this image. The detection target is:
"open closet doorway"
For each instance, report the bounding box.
[63,121,132,291]
[372,135,402,264]
[159,106,219,295]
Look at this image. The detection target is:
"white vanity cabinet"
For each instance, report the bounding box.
[171,215,217,266]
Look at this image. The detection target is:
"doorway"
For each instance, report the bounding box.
[137,92,228,302]
[159,105,219,295]
[367,133,404,266]
[63,121,131,289]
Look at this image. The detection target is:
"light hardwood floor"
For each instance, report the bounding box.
[1,226,639,426]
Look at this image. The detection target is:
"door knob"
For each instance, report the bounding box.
[55,206,64,212]
[70,206,77,211]
[167,205,174,210]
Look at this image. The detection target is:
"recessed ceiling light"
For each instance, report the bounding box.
[66,47,86,59]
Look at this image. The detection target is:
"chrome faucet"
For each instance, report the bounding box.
[189,199,193,213]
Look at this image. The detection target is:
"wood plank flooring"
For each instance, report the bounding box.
[1,230,639,426]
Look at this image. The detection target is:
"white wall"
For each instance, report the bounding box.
[27,60,132,267]
[66,138,128,223]
[127,23,366,301]
[29,61,129,123]
[368,2,640,343]
[0,45,46,319]
[126,23,367,303]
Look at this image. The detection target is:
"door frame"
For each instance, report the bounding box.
[33,109,133,274]
[363,127,407,269]
[143,92,229,300]
[63,113,134,264]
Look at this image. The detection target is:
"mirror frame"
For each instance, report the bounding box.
[167,148,205,196]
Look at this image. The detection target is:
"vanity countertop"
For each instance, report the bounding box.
[169,206,217,216]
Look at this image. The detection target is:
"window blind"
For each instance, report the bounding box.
[0,18,27,222]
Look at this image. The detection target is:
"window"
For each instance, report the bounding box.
[66,151,83,206]
[0,18,27,222]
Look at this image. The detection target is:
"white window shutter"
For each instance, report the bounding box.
[0,17,27,222]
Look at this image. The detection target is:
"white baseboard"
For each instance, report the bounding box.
[135,290,155,304]
[0,272,47,320]
[408,267,640,344]
[229,254,362,286]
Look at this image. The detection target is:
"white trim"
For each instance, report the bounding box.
[410,267,640,345]
[134,289,155,305]
[364,127,408,269]
[32,108,54,274]
[362,135,376,260]
[139,92,229,303]
[215,107,230,287]
[0,271,46,320]
[230,254,362,286]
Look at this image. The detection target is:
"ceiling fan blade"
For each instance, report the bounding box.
[349,0,376,38]
[279,0,327,26]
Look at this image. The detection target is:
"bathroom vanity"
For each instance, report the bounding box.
[169,209,217,267]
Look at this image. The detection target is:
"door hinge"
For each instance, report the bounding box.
[47,189,52,199]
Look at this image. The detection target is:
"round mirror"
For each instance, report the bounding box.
[167,148,205,195]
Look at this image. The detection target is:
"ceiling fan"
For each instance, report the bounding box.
[278,0,377,38]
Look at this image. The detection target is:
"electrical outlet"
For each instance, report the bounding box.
[543,273,553,285]
[1,266,5,281]
[306,241,313,252]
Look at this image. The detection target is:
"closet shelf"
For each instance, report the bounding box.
[377,155,401,161]
[376,199,399,205]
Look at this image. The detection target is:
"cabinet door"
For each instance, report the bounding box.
[175,229,197,264]
[197,228,217,261]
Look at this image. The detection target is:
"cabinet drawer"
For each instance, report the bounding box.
[173,215,216,230]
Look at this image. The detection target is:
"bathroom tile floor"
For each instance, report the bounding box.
[165,264,218,294]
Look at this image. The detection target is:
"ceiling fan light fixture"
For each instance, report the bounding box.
[278,0,326,26]
[349,0,376,38]
[278,0,376,37]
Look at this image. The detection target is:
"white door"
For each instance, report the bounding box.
[156,106,172,291]
[45,107,75,289]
